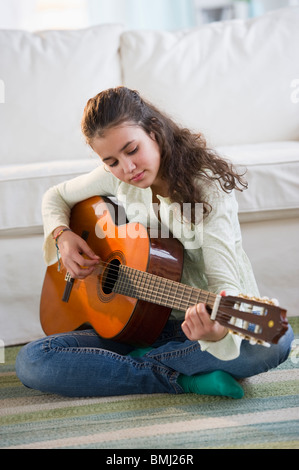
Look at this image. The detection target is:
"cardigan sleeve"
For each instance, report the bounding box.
[42,165,121,264]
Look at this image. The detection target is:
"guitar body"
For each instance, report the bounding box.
[40,196,184,346]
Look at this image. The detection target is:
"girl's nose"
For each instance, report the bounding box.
[123,158,136,174]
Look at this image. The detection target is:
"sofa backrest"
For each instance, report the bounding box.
[121,7,299,147]
[0,24,123,165]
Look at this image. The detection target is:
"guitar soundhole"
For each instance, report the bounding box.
[102,259,121,294]
[97,251,126,302]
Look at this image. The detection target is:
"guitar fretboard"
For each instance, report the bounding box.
[113,264,217,312]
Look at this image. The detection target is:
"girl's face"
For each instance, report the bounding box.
[91,123,163,193]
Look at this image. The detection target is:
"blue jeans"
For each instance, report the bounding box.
[16,320,294,397]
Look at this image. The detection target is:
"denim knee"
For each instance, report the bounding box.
[275,324,294,364]
[15,333,82,390]
[246,323,294,376]
[15,339,47,391]
[15,343,31,388]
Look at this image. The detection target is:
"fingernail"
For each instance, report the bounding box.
[198,303,205,313]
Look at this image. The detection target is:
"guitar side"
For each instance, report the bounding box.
[40,196,184,346]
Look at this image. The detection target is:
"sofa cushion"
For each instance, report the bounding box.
[121,8,299,147]
[217,141,299,221]
[0,24,123,165]
[0,159,98,233]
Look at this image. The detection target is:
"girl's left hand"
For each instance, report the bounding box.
[182,303,228,342]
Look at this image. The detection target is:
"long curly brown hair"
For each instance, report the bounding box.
[81,87,247,222]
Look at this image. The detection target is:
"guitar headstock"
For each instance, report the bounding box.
[216,294,288,346]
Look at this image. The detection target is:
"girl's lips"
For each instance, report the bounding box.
[131,171,144,182]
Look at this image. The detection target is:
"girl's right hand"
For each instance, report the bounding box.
[54,227,100,279]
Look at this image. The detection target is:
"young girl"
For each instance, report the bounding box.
[16,87,293,398]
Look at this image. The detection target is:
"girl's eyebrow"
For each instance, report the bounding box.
[102,141,135,162]
[102,156,114,163]
[121,140,134,152]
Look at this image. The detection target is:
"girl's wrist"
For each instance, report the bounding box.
[52,226,72,244]
[52,226,67,238]
[52,226,72,273]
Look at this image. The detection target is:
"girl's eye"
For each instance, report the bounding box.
[128,146,138,155]
[109,161,118,168]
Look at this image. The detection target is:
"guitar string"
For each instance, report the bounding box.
[108,269,265,336]
[89,260,272,317]
[96,267,272,338]
[94,261,274,313]
[115,273,190,310]
[74,257,215,306]
[94,261,243,328]
[68,259,274,334]
[116,266,216,310]
[94,260,217,308]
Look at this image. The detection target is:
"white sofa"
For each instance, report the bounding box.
[1,8,298,346]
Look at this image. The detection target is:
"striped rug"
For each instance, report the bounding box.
[1,317,298,449]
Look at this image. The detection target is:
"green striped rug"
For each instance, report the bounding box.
[1,317,298,449]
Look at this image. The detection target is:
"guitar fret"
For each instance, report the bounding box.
[171,282,184,310]
[190,288,202,308]
[176,284,190,310]
[153,276,168,304]
[185,286,193,309]
[148,273,173,307]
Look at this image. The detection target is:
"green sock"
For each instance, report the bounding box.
[128,347,153,358]
[177,370,244,399]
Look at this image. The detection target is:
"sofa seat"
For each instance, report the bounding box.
[217,141,299,222]
[1,141,298,238]
[0,159,99,235]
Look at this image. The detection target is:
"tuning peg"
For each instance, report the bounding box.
[239,293,280,307]
[260,296,279,306]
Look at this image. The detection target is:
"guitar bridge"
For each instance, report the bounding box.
[62,274,74,303]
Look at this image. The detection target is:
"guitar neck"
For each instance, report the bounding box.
[114,264,216,312]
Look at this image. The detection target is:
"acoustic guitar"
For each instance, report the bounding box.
[40,196,288,347]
